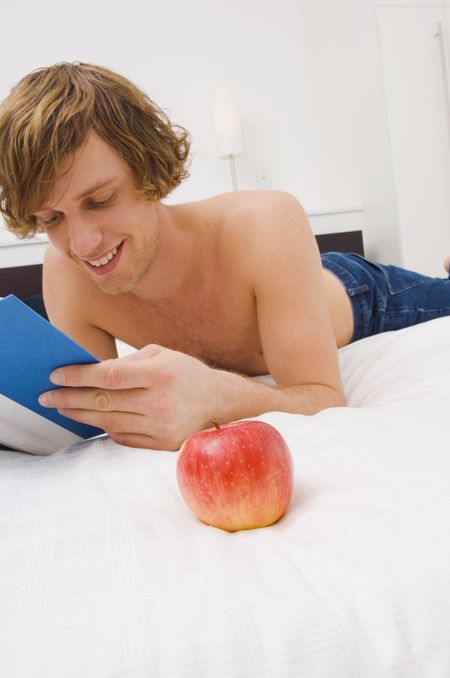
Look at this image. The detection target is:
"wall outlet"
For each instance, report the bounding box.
[256,168,272,190]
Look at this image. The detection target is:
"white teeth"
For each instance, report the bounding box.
[89,246,118,268]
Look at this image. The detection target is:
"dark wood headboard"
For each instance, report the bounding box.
[0,230,365,300]
[316,230,364,257]
[0,263,43,298]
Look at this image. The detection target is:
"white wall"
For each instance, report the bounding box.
[1,0,422,271]
[0,0,334,213]
[300,0,403,264]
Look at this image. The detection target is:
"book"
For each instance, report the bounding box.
[0,295,104,455]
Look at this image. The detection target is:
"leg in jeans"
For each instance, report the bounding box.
[321,252,450,343]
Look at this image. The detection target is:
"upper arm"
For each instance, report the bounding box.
[42,245,118,360]
[241,192,345,398]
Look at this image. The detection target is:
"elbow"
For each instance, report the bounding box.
[315,385,347,412]
[280,382,347,415]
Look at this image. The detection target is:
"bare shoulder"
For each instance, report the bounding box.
[206,189,305,224]
[209,190,315,273]
[43,245,117,358]
[208,190,310,238]
[43,244,99,318]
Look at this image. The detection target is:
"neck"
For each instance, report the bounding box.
[130,202,206,304]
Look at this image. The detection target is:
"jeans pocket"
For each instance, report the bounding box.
[381,266,431,295]
[349,254,430,295]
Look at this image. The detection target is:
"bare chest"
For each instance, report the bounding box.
[102,278,267,375]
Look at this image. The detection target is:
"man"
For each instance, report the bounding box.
[0,63,449,450]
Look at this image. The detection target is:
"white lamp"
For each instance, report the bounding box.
[212,85,243,191]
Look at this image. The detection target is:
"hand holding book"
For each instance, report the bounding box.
[0,295,103,454]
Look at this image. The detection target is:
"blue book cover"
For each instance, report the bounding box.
[0,295,103,441]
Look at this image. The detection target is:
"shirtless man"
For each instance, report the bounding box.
[0,63,448,450]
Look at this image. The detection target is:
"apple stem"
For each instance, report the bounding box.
[211,418,221,430]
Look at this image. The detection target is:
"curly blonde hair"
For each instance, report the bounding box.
[0,62,191,238]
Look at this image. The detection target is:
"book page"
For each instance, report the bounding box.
[0,394,84,455]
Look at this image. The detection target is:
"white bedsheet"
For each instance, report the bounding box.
[1,318,450,677]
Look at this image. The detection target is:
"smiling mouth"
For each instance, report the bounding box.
[83,241,124,275]
[87,245,119,267]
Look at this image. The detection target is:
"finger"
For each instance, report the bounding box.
[56,407,156,436]
[39,386,148,415]
[50,352,162,389]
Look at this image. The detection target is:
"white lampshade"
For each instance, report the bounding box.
[212,85,243,158]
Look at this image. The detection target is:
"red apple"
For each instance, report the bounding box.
[176,419,294,532]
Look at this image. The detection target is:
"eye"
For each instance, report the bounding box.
[89,199,109,208]
[87,193,116,209]
[41,213,63,227]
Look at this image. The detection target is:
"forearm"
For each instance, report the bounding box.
[211,369,347,425]
[40,345,348,451]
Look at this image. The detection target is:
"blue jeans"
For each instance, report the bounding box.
[321,252,450,343]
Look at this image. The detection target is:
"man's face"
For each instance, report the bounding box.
[34,131,161,295]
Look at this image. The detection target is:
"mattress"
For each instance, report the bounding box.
[0,317,449,677]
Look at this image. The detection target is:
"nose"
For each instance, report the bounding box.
[67,214,103,259]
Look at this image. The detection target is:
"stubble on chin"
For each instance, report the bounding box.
[92,226,162,296]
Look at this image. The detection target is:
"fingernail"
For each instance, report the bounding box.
[39,392,54,407]
[50,369,65,384]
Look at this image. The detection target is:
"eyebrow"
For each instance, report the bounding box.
[75,177,119,201]
[37,177,119,213]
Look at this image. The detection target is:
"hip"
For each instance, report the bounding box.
[321,252,450,342]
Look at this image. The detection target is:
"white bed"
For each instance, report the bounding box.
[0,317,449,677]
